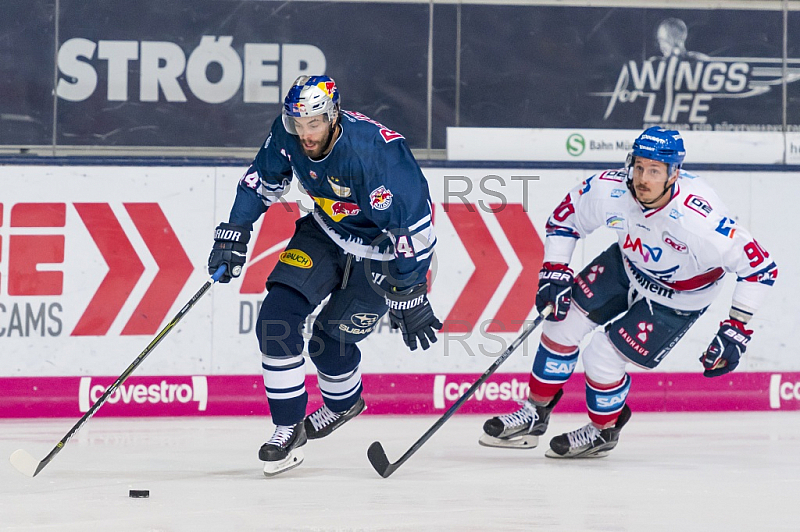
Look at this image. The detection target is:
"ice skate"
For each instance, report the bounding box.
[259,421,307,477]
[545,404,632,459]
[304,397,366,440]
[479,389,563,449]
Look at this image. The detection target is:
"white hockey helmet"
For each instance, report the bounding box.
[282,75,340,135]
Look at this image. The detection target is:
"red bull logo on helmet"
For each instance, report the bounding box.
[317,81,337,99]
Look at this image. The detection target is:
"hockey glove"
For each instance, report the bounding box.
[536,262,574,321]
[700,319,753,378]
[208,222,250,283]
[386,283,443,351]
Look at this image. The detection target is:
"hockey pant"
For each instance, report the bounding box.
[529,244,704,427]
[255,216,389,426]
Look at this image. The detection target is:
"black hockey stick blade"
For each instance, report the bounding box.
[367,442,395,478]
[9,266,227,478]
[367,305,553,478]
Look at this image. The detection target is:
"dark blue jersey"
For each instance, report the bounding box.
[229,110,436,287]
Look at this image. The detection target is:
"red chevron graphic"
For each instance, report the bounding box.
[486,204,544,333]
[72,204,145,336]
[121,203,193,335]
[441,204,508,333]
[240,203,301,294]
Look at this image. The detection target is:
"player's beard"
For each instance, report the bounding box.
[301,128,332,159]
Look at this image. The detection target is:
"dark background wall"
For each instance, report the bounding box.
[0,1,796,152]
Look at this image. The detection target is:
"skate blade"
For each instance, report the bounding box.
[478,433,539,449]
[544,448,610,459]
[262,449,305,477]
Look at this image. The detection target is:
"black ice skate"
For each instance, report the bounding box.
[259,421,307,477]
[479,389,563,449]
[545,404,632,459]
[304,397,366,440]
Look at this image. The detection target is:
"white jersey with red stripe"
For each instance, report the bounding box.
[544,168,777,313]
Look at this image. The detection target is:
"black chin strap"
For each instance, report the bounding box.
[628,175,676,208]
[641,180,675,207]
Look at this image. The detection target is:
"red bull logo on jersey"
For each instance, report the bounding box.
[369,186,393,210]
[331,201,361,216]
[311,195,361,222]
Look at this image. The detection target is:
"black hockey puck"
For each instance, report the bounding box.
[129,489,149,498]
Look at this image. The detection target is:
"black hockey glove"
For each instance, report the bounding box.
[386,283,443,351]
[700,319,753,378]
[536,262,574,321]
[208,222,250,283]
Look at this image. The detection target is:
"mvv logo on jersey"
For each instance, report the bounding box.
[623,234,663,262]
[589,17,800,125]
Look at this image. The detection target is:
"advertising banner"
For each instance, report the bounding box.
[53,0,430,148]
[0,164,796,416]
[458,7,799,132]
[2,3,799,151]
[2,372,799,418]
[447,128,789,164]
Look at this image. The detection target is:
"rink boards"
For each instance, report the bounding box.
[1,371,800,418]
[0,164,797,417]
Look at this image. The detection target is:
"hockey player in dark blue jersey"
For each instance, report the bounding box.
[208,75,442,476]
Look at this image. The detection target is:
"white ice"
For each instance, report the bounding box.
[2,412,800,531]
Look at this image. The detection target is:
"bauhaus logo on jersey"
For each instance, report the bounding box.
[432,375,530,409]
[0,202,193,337]
[79,376,208,412]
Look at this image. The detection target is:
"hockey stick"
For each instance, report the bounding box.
[367,305,553,478]
[9,265,227,478]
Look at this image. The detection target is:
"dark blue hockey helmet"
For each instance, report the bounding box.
[282,75,340,135]
[627,126,686,176]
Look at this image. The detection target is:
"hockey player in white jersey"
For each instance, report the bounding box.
[480,126,777,458]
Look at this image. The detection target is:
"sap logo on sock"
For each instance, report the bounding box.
[78,376,208,412]
[596,391,629,409]
[432,375,529,409]
[544,360,577,376]
[769,374,800,409]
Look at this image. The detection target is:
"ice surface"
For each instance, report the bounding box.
[2,412,800,531]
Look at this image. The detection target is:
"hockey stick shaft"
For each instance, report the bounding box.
[10,265,227,478]
[367,305,553,478]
